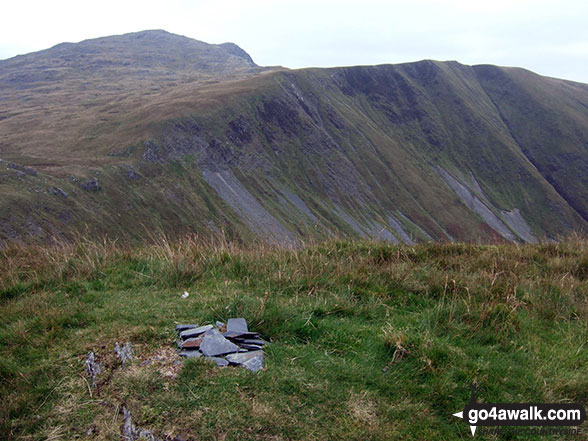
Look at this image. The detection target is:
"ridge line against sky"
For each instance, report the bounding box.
[1,0,587,84]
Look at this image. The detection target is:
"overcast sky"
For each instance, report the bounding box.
[2,0,587,83]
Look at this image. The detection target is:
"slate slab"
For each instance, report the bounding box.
[179,324,214,339]
[199,329,240,357]
[179,350,202,358]
[240,338,267,346]
[175,324,198,333]
[181,337,203,349]
[225,351,265,364]
[239,344,264,351]
[226,318,248,333]
[226,350,265,372]
[223,331,260,340]
[243,354,265,373]
[206,357,229,367]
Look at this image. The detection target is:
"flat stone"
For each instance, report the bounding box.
[238,344,264,351]
[223,331,260,340]
[199,329,240,357]
[243,355,265,373]
[215,321,225,328]
[179,349,202,358]
[176,324,198,333]
[205,357,229,367]
[226,350,264,366]
[181,337,203,349]
[180,324,214,339]
[240,338,267,345]
[226,318,248,333]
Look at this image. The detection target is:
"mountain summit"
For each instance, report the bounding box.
[0,32,587,244]
[1,30,257,85]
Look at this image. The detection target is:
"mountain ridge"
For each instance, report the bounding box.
[0,31,586,245]
[0,29,257,68]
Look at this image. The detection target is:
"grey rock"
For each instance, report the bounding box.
[240,338,267,345]
[80,177,101,192]
[175,324,198,333]
[226,351,265,372]
[501,208,537,243]
[179,349,202,358]
[181,337,203,349]
[122,406,163,441]
[48,187,68,197]
[121,406,135,440]
[114,342,134,366]
[243,354,265,373]
[387,215,413,245]
[223,331,259,339]
[239,344,264,351]
[202,169,297,245]
[7,162,37,176]
[121,164,141,179]
[226,318,248,333]
[84,352,103,388]
[215,321,225,328]
[226,350,264,366]
[363,219,399,243]
[436,166,517,241]
[205,357,229,367]
[179,324,213,339]
[199,329,240,357]
[142,140,162,162]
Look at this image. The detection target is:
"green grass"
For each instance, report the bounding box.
[1,237,588,440]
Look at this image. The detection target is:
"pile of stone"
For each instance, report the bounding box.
[175,318,266,373]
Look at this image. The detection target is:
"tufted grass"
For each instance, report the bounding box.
[1,236,587,440]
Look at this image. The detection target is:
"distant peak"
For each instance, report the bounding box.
[217,42,256,66]
[135,29,169,34]
[120,29,190,40]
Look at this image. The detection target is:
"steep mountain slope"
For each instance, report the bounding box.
[0,31,587,244]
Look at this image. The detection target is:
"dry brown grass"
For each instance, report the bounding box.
[0,56,280,174]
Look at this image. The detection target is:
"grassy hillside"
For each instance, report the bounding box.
[1,237,587,440]
[1,32,587,245]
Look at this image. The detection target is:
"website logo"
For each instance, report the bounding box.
[453,384,585,436]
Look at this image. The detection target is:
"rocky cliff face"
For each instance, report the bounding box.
[0,32,587,244]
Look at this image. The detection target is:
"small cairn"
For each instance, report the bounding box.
[175,318,267,372]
